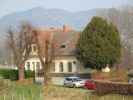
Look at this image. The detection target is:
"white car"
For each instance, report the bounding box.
[129,78,133,84]
[63,77,85,88]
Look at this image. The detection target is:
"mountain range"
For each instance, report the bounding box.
[0,7,101,36]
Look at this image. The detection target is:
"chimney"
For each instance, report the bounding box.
[63,25,72,32]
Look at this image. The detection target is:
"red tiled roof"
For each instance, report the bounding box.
[34,27,80,56]
[52,31,80,56]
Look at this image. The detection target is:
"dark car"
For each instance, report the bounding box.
[84,79,96,90]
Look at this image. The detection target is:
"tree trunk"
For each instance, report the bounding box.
[43,40,50,86]
[18,64,25,81]
[44,72,48,85]
[43,63,49,86]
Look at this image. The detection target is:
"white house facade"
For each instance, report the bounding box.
[24,43,45,72]
[24,26,91,84]
[25,58,42,71]
[52,57,77,73]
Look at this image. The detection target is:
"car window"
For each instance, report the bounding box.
[72,78,81,81]
[65,78,72,81]
[65,77,81,81]
[75,79,81,81]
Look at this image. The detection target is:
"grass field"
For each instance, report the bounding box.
[0,80,43,100]
[44,85,133,100]
[0,80,133,100]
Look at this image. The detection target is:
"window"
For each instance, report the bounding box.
[60,44,66,48]
[73,61,76,64]
[59,62,63,72]
[36,62,40,70]
[33,45,37,52]
[68,62,72,72]
[27,62,30,70]
[65,78,72,81]
[32,62,35,70]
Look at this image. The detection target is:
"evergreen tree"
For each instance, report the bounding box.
[76,16,121,70]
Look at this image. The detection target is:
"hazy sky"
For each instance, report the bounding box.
[0,0,131,18]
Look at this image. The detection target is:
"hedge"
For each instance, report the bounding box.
[95,80,133,95]
[0,69,34,81]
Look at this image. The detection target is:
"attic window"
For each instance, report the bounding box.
[60,44,66,48]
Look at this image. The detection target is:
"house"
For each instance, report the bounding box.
[24,25,91,85]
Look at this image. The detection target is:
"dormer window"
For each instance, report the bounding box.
[60,44,66,48]
[33,45,37,52]
[31,44,37,53]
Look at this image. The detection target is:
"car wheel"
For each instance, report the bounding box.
[64,83,67,87]
[64,83,66,86]
[72,84,76,88]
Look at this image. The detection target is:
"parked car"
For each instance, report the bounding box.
[64,76,85,88]
[84,79,96,90]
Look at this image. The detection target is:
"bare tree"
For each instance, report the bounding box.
[33,30,54,85]
[7,23,33,81]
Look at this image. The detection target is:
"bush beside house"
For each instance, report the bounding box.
[0,69,34,80]
[92,68,128,82]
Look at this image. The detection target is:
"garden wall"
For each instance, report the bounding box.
[95,80,133,95]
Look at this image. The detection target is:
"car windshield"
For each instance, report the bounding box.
[73,78,81,81]
[65,77,81,81]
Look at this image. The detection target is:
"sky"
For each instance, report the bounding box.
[0,0,131,18]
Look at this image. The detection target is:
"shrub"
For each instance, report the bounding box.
[92,68,128,82]
[25,70,35,78]
[95,81,133,95]
[0,69,18,80]
[0,69,34,81]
